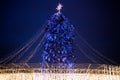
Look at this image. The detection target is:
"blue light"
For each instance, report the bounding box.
[42,13,75,68]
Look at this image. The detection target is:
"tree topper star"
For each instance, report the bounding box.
[56,3,63,13]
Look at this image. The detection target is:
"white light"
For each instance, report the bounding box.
[0,64,120,80]
[0,73,120,80]
[56,3,63,13]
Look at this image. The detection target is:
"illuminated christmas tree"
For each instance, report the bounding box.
[42,4,75,68]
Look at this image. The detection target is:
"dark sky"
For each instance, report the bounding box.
[0,0,120,64]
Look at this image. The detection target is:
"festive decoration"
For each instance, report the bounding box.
[0,3,120,80]
[42,11,75,67]
[56,3,63,13]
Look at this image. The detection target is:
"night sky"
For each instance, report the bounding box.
[0,0,120,64]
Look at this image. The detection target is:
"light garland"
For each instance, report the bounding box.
[0,64,120,80]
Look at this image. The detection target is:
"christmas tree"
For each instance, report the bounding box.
[42,4,75,68]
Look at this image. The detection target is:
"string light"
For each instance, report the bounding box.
[0,64,120,80]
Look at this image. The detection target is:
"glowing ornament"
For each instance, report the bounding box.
[56,3,63,13]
